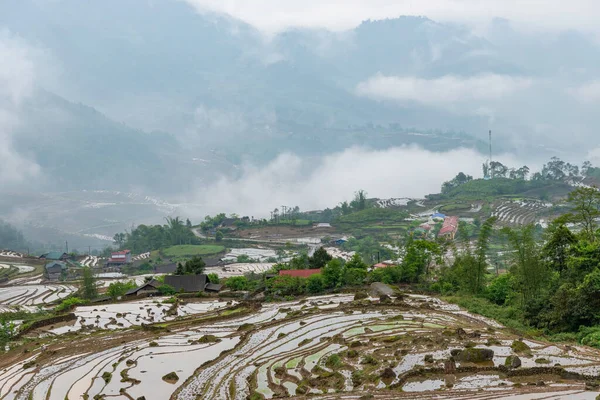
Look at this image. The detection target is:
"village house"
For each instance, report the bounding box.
[125,279,162,297]
[40,252,69,261]
[105,250,132,270]
[438,216,460,240]
[164,274,223,293]
[44,261,67,281]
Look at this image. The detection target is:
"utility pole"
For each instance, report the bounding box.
[65,241,69,254]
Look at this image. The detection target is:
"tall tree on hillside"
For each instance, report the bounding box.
[504,225,547,306]
[565,187,600,242]
[113,233,126,248]
[543,223,577,274]
[350,190,368,211]
[81,267,98,300]
[309,247,333,269]
[474,216,498,292]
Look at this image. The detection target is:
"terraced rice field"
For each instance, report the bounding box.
[0,264,35,274]
[48,298,233,334]
[133,252,151,261]
[80,256,100,267]
[205,263,275,278]
[0,251,23,259]
[3,293,600,399]
[0,284,75,306]
[491,200,552,226]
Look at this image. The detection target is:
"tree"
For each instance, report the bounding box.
[306,274,324,294]
[309,247,333,269]
[322,259,344,289]
[345,253,368,270]
[225,276,249,291]
[565,187,600,242]
[175,256,206,275]
[582,161,593,176]
[490,161,508,178]
[207,273,220,284]
[350,190,368,212]
[113,233,126,248]
[81,267,98,300]
[107,281,137,299]
[186,218,192,228]
[543,224,577,274]
[342,267,367,286]
[442,172,473,193]
[504,225,547,306]
[473,217,497,292]
[215,230,224,242]
[401,240,440,283]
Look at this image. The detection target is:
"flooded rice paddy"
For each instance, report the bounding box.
[1,293,600,399]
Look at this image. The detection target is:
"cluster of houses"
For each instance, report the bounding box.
[42,250,135,281]
[413,212,459,240]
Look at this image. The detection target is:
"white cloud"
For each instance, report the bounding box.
[182,146,526,218]
[0,30,41,186]
[184,0,600,34]
[355,73,532,107]
[569,80,600,103]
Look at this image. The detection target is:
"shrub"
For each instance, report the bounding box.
[55,297,87,313]
[102,371,112,383]
[326,354,342,369]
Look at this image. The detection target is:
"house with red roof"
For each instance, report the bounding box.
[438,216,459,240]
[279,269,321,278]
[106,250,132,269]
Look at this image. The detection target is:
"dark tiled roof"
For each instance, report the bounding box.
[154,263,177,274]
[164,274,207,293]
[45,261,66,271]
[205,283,222,292]
[125,279,162,296]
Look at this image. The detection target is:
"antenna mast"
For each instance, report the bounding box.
[489,130,493,179]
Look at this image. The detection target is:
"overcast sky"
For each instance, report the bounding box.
[185,0,600,34]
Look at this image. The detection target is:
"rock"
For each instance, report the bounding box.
[456,328,466,338]
[380,294,392,303]
[424,354,434,363]
[505,355,522,369]
[452,348,494,363]
[380,368,396,380]
[511,340,531,354]
[537,380,545,386]
[136,397,146,400]
[162,372,179,384]
[444,359,456,374]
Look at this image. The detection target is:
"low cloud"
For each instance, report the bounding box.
[0,31,41,186]
[182,146,526,218]
[184,0,600,35]
[569,80,600,103]
[356,73,532,107]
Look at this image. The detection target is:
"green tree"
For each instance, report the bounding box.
[345,253,368,270]
[215,230,224,242]
[207,273,220,284]
[309,247,332,269]
[565,187,600,242]
[306,274,324,294]
[343,267,367,286]
[81,267,98,300]
[543,224,577,274]
[107,281,137,299]
[401,240,440,283]
[322,259,344,289]
[504,225,547,306]
[226,276,249,291]
[175,256,206,275]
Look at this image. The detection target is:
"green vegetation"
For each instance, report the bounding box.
[55,297,88,313]
[106,281,137,299]
[174,256,207,275]
[113,217,200,254]
[80,267,98,300]
[163,245,225,258]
